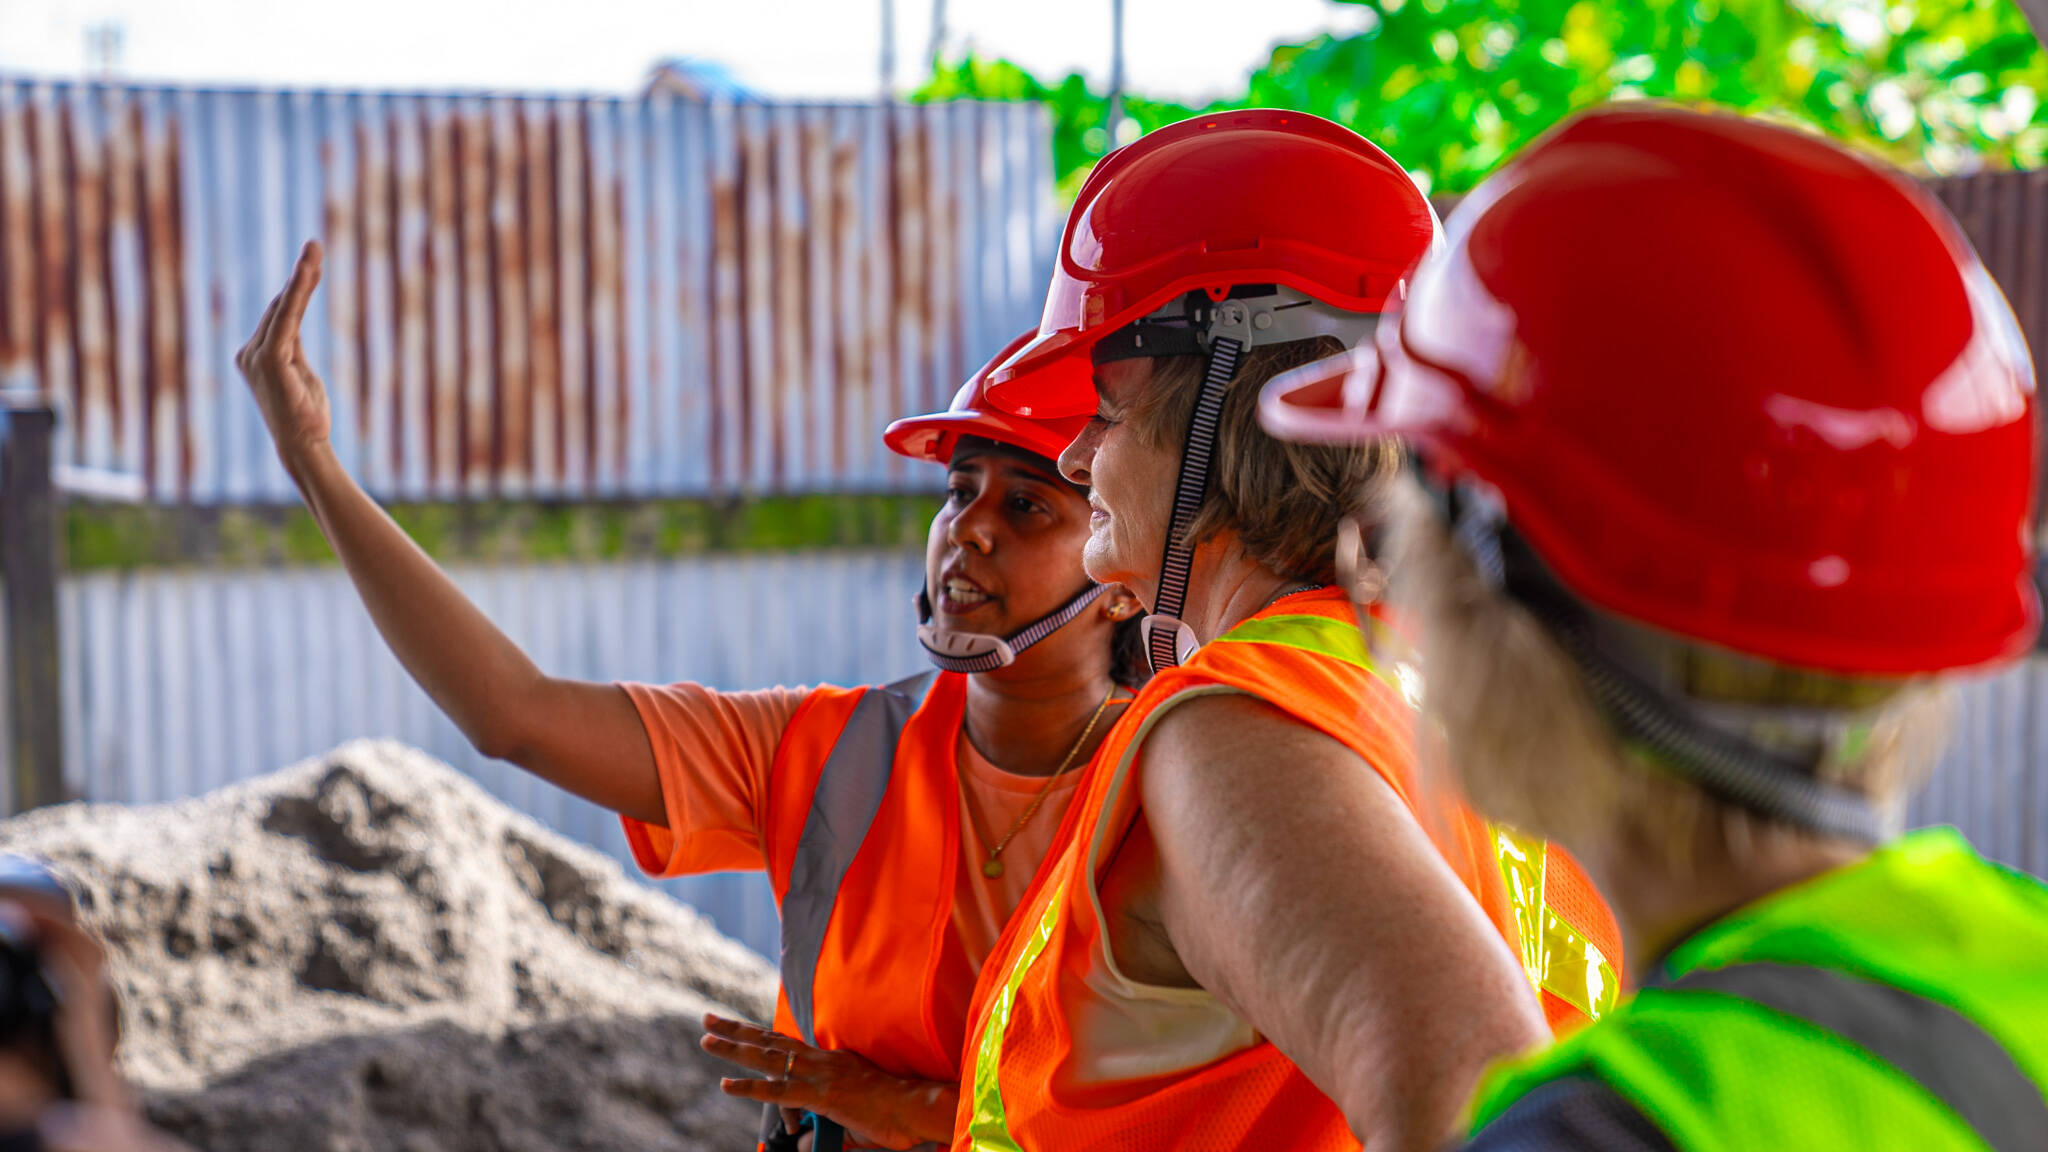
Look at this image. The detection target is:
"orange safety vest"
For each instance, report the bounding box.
[764,669,964,1080]
[954,590,1621,1151]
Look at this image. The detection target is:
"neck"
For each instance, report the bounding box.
[1580,817,1871,984]
[1170,535,1297,644]
[961,659,1124,779]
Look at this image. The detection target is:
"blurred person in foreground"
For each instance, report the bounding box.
[236,251,1150,1150]
[1262,103,2048,1150]
[948,109,1620,1152]
[0,859,187,1152]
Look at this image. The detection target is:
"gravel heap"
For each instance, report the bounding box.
[0,740,779,1152]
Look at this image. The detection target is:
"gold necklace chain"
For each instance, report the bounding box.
[976,687,1123,879]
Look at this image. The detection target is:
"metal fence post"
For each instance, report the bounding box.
[0,404,64,813]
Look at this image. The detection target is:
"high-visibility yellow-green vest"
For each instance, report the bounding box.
[1463,828,2048,1152]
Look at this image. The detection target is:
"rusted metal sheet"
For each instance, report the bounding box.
[0,79,1052,502]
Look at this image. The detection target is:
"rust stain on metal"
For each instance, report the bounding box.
[829,121,863,480]
[140,106,186,498]
[453,102,493,490]
[1,82,1051,501]
[391,104,432,496]
[0,91,35,385]
[607,170,629,486]
[71,90,114,467]
[585,105,626,489]
[33,91,77,427]
[424,103,461,493]
[517,104,558,494]
[709,106,742,488]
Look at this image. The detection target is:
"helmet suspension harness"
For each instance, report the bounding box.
[1415,458,1888,843]
[1095,285,1381,672]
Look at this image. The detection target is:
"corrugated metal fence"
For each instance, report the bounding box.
[0,79,1054,501]
[59,549,932,960]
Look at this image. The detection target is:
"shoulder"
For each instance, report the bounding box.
[1133,689,1407,851]
[1458,1075,1676,1152]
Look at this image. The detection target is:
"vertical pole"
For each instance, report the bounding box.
[0,404,64,812]
[1107,0,1126,148]
[927,0,948,72]
[881,0,898,98]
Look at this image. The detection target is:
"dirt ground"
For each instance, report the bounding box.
[0,741,779,1152]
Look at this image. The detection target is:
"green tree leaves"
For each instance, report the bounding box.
[912,0,2046,195]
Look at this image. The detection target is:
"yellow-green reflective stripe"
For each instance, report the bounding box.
[1213,614,1373,670]
[967,879,1066,1152]
[1492,827,1619,1021]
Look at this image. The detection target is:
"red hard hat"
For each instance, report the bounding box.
[985,109,1439,419]
[884,331,1091,465]
[1262,104,2038,676]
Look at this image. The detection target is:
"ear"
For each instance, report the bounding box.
[1101,585,1143,621]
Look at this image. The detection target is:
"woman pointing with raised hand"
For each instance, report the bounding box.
[236,242,1145,1151]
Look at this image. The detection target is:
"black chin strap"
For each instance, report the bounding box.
[1144,335,1244,672]
[1421,464,1886,844]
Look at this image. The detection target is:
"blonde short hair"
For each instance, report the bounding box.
[1384,473,1952,869]
[1125,337,1396,586]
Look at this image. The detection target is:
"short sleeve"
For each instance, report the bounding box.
[616,681,811,877]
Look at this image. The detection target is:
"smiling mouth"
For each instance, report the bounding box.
[937,575,993,614]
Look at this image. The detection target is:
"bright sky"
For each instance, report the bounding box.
[0,0,1375,100]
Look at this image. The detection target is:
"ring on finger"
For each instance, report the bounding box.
[783,1048,796,1080]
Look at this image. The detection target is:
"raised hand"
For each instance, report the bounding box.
[701,1013,957,1151]
[234,240,332,470]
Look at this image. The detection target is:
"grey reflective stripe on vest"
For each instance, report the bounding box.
[1668,962,2048,1152]
[779,670,937,1044]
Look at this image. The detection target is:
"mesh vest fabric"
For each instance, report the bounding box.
[955,590,1607,1151]
[764,672,970,1083]
[1466,828,2048,1152]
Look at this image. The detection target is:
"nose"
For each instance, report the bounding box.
[1059,422,1100,487]
[947,488,997,554]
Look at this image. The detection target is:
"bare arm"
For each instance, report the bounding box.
[1140,694,1547,1152]
[236,241,662,825]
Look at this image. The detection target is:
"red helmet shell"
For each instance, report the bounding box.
[985,109,1439,419]
[1263,105,2038,676]
[884,331,1090,465]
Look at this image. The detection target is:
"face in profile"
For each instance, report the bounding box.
[1059,359,1176,610]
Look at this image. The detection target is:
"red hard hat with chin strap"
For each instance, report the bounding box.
[984,109,1438,672]
[985,108,1439,420]
[1262,104,2039,842]
[884,332,1107,675]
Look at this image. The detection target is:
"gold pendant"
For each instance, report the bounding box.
[982,858,1004,879]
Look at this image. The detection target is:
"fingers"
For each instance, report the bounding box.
[700,1030,796,1079]
[702,1012,782,1046]
[237,239,322,374]
[273,240,324,345]
[236,293,283,374]
[719,1074,809,1107]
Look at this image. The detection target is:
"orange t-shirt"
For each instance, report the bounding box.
[616,680,1085,1043]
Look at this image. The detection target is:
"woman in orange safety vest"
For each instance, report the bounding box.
[951,109,1618,1152]
[235,245,1144,1152]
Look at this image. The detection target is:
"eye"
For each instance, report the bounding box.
[1009,492,1047,515]
[946,481,974,505]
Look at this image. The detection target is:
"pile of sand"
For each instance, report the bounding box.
[0,741,779,1152]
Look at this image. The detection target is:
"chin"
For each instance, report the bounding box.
[1083,538,1151,611]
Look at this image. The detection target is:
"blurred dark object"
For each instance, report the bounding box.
[0,857,77,1102]
[0,405,64,813]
